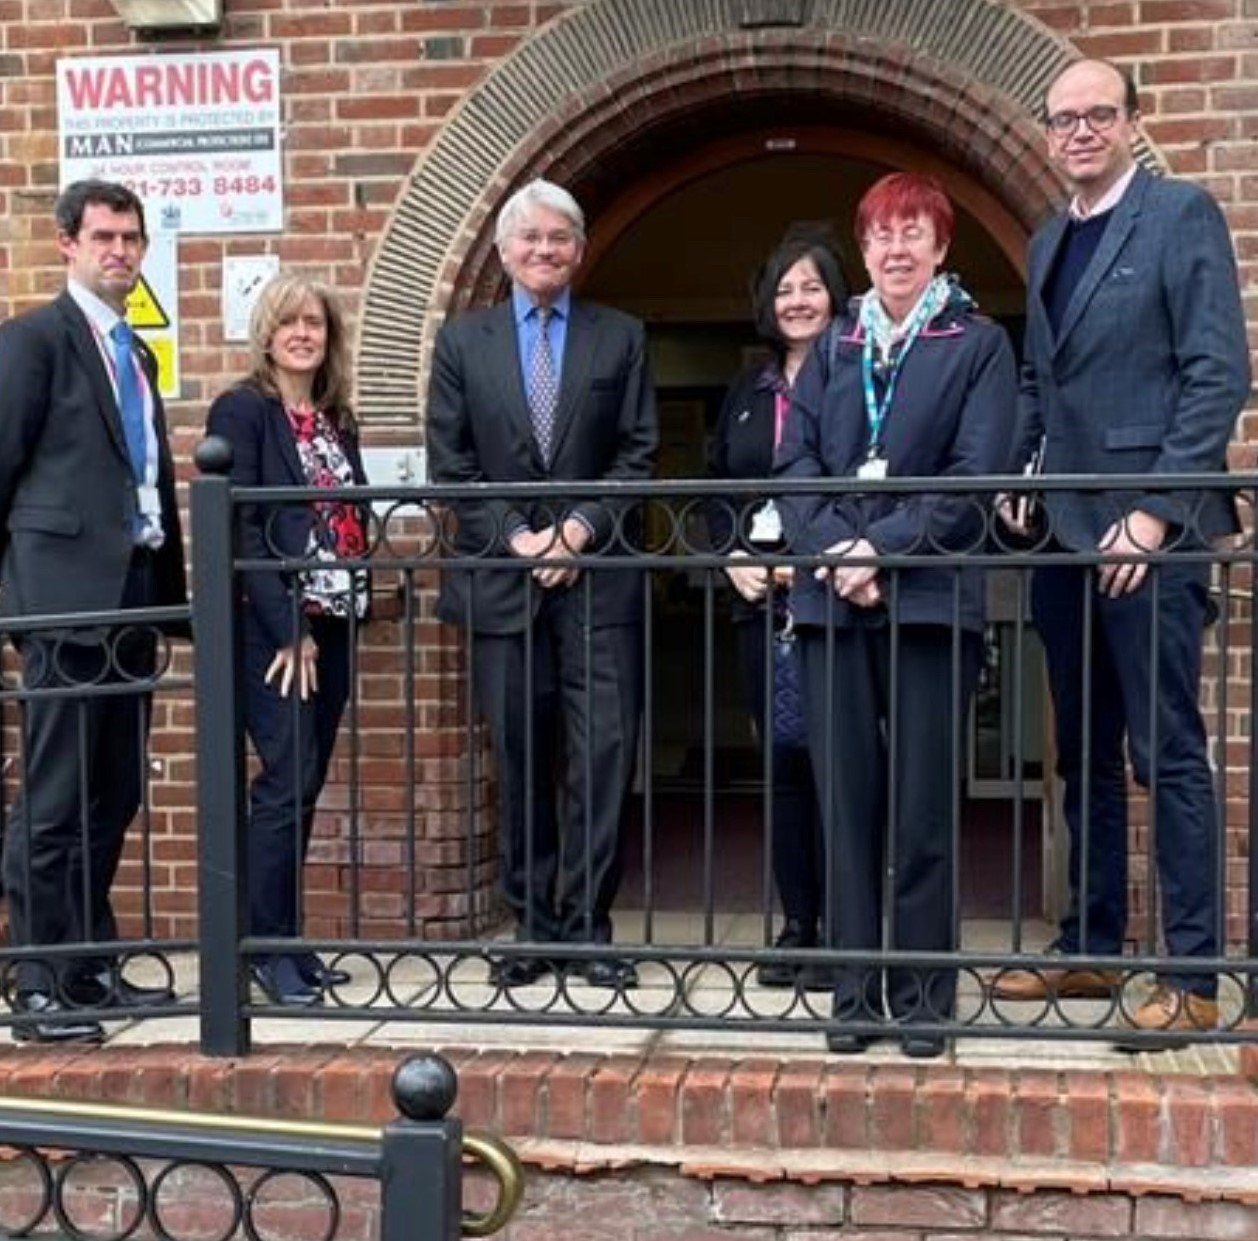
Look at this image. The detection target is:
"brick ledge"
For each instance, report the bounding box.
[0,1044,1255,1204]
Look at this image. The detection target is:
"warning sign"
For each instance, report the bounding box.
[126,276,171,330]
[125,234,180,399]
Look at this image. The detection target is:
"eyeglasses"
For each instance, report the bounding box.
[863,223,934,250]
[513,229,578,249]
[1045,105,1125,135]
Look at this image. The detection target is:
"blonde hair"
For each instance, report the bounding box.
[245,272,354,427]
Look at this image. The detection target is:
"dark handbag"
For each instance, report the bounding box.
[770,617,807,750]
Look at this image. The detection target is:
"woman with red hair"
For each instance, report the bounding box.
[778,173,1016,1057]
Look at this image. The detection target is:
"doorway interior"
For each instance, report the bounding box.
[579,137,1046,920]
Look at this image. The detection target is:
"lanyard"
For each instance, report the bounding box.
[859,294,935,456]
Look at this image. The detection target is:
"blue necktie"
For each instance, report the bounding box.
[528,306,559,462]
[111,320,147,481]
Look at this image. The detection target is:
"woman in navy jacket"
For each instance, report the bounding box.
[778,174,1016,1056]
[206,273,369,1006]
[707,232,846,986]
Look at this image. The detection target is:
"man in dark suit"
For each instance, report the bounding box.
[995,61,1250,1038]
[426,179,657,989]
[0,180,188,1043]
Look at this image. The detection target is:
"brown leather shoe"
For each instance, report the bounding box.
[1124,985,1218,1033]
[990,966,1120,1001]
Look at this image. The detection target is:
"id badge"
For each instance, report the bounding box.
[857,454,888,482]
[749,500,783,544]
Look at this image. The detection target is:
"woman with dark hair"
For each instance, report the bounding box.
[206,273,369,1006]
[707,232,847,987]
[779,174,1016,1056]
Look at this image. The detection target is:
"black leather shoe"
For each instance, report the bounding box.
[251,958,322,1007]
[575,958,639,990]
[901,1033,947,1059]
[63,974,175,1008]
[296,953,351,988]
[826,1030,878,1055]
[11,993,105,1045]
[488,956,553,988]
[756,921,818,988]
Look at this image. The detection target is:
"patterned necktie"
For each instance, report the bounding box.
[111,320,147,481]
[528,305,559,461]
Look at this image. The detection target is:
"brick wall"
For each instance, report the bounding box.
[0,0,1254,941]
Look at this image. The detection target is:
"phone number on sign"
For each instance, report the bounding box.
[121,175,278,198]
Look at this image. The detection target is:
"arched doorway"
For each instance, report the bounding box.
[356,0,1168,927]
[575,129,1042,918]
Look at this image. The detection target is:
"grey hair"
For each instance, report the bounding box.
[494,179,586,247]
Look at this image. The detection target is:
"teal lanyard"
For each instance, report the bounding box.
[859,294,935,456]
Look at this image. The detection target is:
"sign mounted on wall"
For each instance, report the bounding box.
[127,233,181,399]
[56,48,283,234]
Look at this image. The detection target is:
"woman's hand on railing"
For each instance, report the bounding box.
[816,537,881,607]
[724,550,769,603]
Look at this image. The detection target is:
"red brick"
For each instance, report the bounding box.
[868,1066,917,1152]
[917,1069,966,1155]
[1135,1195,1258,1238]
[1114,1073,1163,1164]
[679,1058,731,1147]
[1214,1078,1258,1166]
[713,1181,846,1225]
[850,1185,985,1229]
[588,1055,637,1144]
[1163,1077,1213,1167]
[1065,1070,1110,1163]
[499,1050,558,1138]
[541,1052,598,1140]
[992,1188,1131,1235]
[822,1067,869,1150]
[1012,1070,1061,1160]
[635,1056,688,1146]
[730,1059,778,1148]
[774,1060,825,1149]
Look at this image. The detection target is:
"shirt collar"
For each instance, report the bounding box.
[67,277,127,338]
[512,284,571,325]
[1069,164,1137,221]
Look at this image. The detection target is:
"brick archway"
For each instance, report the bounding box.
[355,0,1160,424]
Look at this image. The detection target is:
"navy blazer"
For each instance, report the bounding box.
[426,297,658,634]
[0,290,187,625]
[205,384,369,650]
[1017,166,1250,550]
[778,296,1017,633]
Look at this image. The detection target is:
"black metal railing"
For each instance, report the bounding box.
[1,452,1256,1057]
[0,1053,522,1240]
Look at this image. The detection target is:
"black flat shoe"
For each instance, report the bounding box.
[63,974,175,1008]
[251,959,322,1007]
[488,956,553,988]
[11,992,105,1045]
[756,922,819,988]
[574,958,639,990]
[296,953,351,988]
[826,1031,878,1055]
[901,1034,947,1059]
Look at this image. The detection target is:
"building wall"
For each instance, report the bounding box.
[0,0,1254,940]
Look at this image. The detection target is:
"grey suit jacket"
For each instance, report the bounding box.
[1017,166,1250,550]
[0,290,187,624]
[426,296,658,634]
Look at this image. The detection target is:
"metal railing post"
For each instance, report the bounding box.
[381,1056,464,1241]
[191,436,250,1055]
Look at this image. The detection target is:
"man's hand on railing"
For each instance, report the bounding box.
[815,537,881,607]
[1097,509,1167,598]
[266,636,319,700]
[510,519,590,590]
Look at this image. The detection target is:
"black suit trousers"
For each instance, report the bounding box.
[471,587,643,945]
[799,624,981,1024]
[242,612,352,943]
[2,553,157,995]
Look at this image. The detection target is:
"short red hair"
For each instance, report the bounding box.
[855,172,955,248]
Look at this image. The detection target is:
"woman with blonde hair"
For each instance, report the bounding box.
[206,272,369,1006]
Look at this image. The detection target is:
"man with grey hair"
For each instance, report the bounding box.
[427,179,658,989]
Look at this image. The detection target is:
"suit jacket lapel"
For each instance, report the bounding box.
[1053,167,1147,352]
[483,302,541,464]
[55,291,131,466]
[265,396,308,484]
[549,300,594,462]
